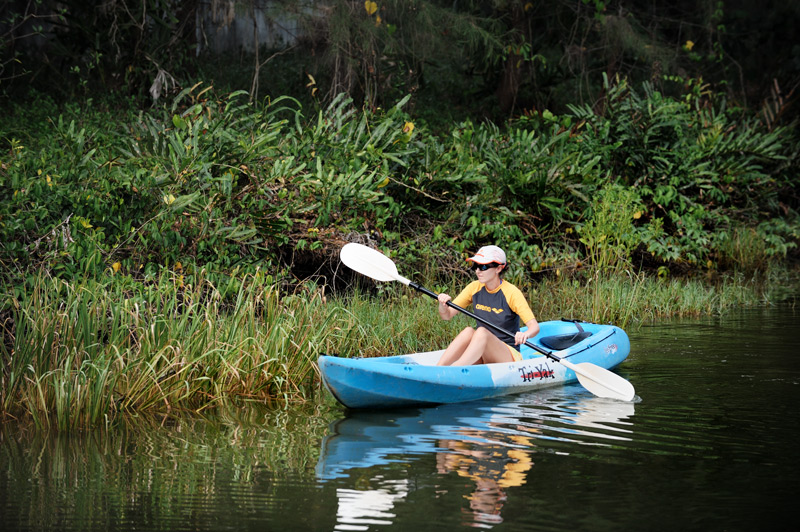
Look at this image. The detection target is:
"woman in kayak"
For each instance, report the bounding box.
[436,245,539,366]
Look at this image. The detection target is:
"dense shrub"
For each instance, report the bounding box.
[566,76,798,266]
[1,76,798,307]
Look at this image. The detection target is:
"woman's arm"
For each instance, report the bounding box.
[514,318,540,345]
[437,293,460,320]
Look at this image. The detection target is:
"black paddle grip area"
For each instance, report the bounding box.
[408,282,438,300]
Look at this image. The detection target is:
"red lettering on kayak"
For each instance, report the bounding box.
[518,362,555,382]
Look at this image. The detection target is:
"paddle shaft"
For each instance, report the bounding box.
[408,282,565,363]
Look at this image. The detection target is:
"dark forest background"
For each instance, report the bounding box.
[3,1,799,125]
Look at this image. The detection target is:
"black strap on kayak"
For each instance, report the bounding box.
[539,319,592,350]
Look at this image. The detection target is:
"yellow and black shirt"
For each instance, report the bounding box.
[452,280,535,351]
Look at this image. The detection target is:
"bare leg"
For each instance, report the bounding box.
[437,327,475,366]
[451,327,515,366]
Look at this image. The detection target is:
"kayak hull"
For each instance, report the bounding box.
[318,320,630,409]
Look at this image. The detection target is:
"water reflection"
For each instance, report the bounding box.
[4,305,797,532]
[436,428,532,527]
[334,478,409,531]
[318,387,636,529]
[0,405,333,532]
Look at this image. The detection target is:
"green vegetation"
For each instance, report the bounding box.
[1,1,799,429]
[5,1,799,126]
[2,78,796,294]
[1,77,798,429]
[1,267,784,430]
[1,272,334,429]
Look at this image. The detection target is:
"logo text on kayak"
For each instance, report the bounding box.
[519,361,555,382]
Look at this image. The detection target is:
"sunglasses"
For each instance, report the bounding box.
[472,262,501,271]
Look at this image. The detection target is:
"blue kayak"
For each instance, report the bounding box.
[318,320,630,409]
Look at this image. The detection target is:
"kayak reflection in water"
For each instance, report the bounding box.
[436,427,534,527]
[436,245,540,366]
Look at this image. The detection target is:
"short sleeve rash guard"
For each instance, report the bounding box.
[452,280,535,350]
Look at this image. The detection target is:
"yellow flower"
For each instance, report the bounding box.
[375,14,382,26]
[111,262,121,273]
[364,1,377,15]
[163,194,176,205]
[175,261,183,271]
[403,121,415,134]
[524,2,533,11]
[633,210,642,219]
[684,40,695,51]
[46,175,52,187]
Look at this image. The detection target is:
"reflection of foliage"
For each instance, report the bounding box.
[0,406,331,528]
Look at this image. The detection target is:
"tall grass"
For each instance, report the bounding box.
[1,271,346,430]
[334,289,468,357]
[533,269,770,327]
[1,264,781,430]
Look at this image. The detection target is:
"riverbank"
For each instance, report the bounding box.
[1,264,794,430]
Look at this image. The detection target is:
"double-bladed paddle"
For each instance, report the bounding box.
[340,242,636,402]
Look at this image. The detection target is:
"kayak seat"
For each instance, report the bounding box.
[538,320,592,350]
[539,331,592,350]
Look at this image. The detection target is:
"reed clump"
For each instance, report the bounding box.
[531,270,769,328]
[1,271,347,430]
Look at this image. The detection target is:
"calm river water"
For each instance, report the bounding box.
[2,303,798,531]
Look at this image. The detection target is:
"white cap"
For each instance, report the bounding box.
[467,245,506,265]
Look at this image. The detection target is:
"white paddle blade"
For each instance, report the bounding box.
[340,243,410,285]
[560,359,636,401]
